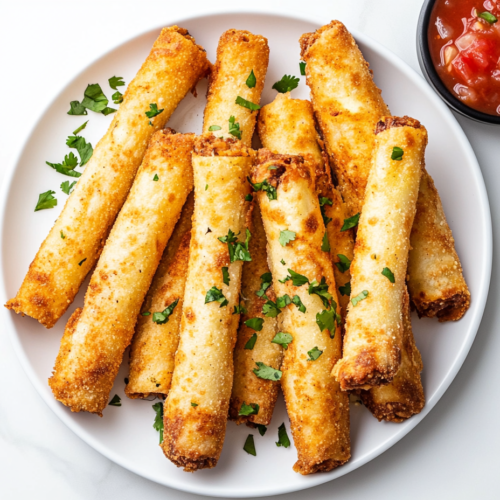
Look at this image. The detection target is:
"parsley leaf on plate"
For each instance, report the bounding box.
[82,83,109,113]
[321,231,330,252]
[272,74,300,93]
[108,394,121,406]
[246,69,256,88]
[243,434,256,456]
[299,61,306,75]
[209,124,222,131]
[307,346,323,361]
[255,272,272,299]
[245,318,264,333]
[152,299,179,324]
[351,290,369,306]
[381,267,395,283]
[271,332,293,349]
[218,229,252,263]
[205,286,228,307]
[145,103,164,120]
[60,180,76,195]
[279,230,296,247]
[319,196,333,226]
[152,402,164,443]
[229,115,242,139]
[262,299,281,318]
[253,361,282,381]
[46,152,81,178]
[341,213,360,232]
[244,333,258,350]
[239,402,259,416]
[35,190,57,212]
[247,177,277,201]
[256,424,267,436]
[335,254,351,273]
[66,135,93,166]
[276,423,290,448]
[72,121,88,135]
[339,281,351,296]
[235,96,261,111]
[391,147,404,161]
[108,76,125,90]
[222,266,230,286]
[67,100,88,115]
[292,295,306,313]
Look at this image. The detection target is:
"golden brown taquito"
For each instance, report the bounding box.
[7,27,209,328]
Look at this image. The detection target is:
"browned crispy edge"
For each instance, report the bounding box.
[194,134,253,157]
[375,116,422,134]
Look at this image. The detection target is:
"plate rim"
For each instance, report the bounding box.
[0,7,492,498]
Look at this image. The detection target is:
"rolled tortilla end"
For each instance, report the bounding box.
[253,149,350,475]
[333,117,428,391]
[126,194,194,399]
[360,288,425,422]
[6,26,210,328]
[162,135,253,471]
[49,130,195,415]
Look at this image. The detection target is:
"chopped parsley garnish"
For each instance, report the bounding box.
[262,299,281,318]
[308,277,332,308]
[233,300,248,315]
[35,190,57,212]
[341,213,360,232]
[142,311,151,316]
[82,83,110,113]
[316,308,336,335]
[255,273,273,299]
[351,290,369,306]
[66,135,93,166]
[276,423,290,448]
[145,103,164,121]
[307,346,323,361]
[245,318,264,332]
[60,180,76,195]
[321,231,330,252]
[256,424,267,436]
[243,434,256,456]
[319,196,333,226]
[299,61,306,75]
[228,115,241,139]
[335,254,351,273]
[267,165,278,170]
[60,230,65,239]
[102,107,117,116]
[253,362,282,381]
[153,174,159,181]
[208,124,222,131]
[281,259,286,265]
[67,100,88,115]
[246,69,256,88]
[292,295,306,313]
[245,194,253,202]
[218,228,252,263]
[152,402,164,443]
[152,299,179,324]
[239,402,259,416]
[381,267,395,283]
[276,294,291,309]
[191,402,198,407]
[478,11,497,23]
[78,258,87,266]
[279,230,296,247]
[235,95,261,111]
[108,394,121,406]
[272,74,300,93]
[391,147,404,161]
[72,121,88,135]
[205,286,228,307]
[271,332,293,350]
[279,268,309,286]
[339,281,351,296]
[109,76,125,90]
[112,91,123,104]
[205,184,208,190]
[247,177,277,201]
[222,266,230,286]
[46,152,81,178]
[244,333,258,350]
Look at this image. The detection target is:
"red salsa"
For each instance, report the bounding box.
[429,0,500,116]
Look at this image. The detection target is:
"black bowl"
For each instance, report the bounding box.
[417,0,500,125]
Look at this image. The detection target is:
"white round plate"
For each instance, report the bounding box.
[0,10,492,499]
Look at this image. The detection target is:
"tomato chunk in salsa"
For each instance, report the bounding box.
[429,0,500,116]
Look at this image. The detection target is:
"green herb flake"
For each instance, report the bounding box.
[276,423,290,448]
[478,11,497,23]
[255,272,272,299]
[281,259,286,265]
[208,124,222,132]
[222,266,230,286]
[245,318,264,332]
[339,281,351,296]
[112,91,123,104]
[145,103,164,121]
[253,361,282,381]
[256,424,267,436]
[61,180,76,195]
[341,213,360,232]
[35,190,57,212]
[281,268,309,287]
[292,295,306,313]
[205,286,228,307]
[82,83,109,113]
[276,294,291,309]
[272,75,300,93]
[72,121,88,135]
[205,184,208,190]
[247,176,277,201]
[300,61,306,75]
[60,230,65,239]
[243,434,256,456]
[239,402,259,416]
[153,174,159,181]
[245,194,253,202]
[267,165,278,170]
[319,196,333,226]
[152,402,164,443]
[101,107,117,116]
[262,299,281,318]
[66,135,93,166]
[191,402,198,407]
[233,302,248,315]
[351,290,369,306]
[321,231,330,252]
[152,299,179,324]
[228,115,242,139]
[391,146,404,161]
[109,76,125,90]
[246,69,257,88]
[308,277,332,308]
[235,95,261,111]
[67,100,88,115]
[142,311,151,316]
[271,332,293,350]
[78,258,87,266]
[307,346,323,362]
[46,152,82,178]
[316,308,335,335]
[108,394,121,406]
[279,229,296,247]
[335,254,351,273]
[218,228,252,263]
[244,332,258,350]
[381,267,395,283]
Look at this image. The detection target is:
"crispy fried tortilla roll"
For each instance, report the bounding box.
[162,135,253,471]
[126,193,194,399]
[49,131,195,415]
[300,20,470,322]
[408,170,470,321]
[258,93,354,318]
[229,203,281,426]
[333,118,427,391]
[202,29,269,146]
[253,150,350,475]
[360,289,425,422]
[6,27,209,328]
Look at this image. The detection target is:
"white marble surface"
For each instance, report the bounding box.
[0,1,498,498]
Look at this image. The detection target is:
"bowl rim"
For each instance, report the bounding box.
[417,0,500,125]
